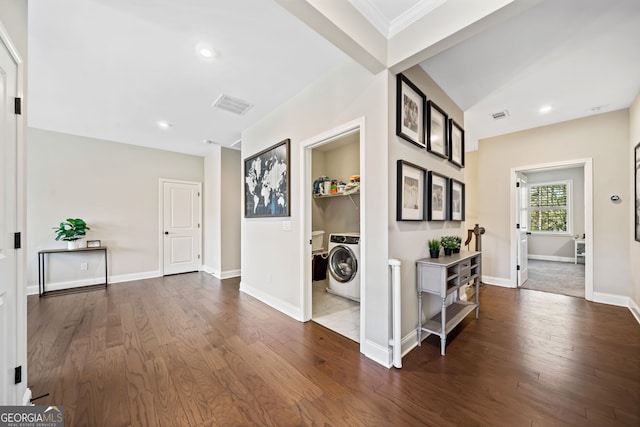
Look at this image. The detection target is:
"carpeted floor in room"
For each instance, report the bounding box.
[521,259,585,298]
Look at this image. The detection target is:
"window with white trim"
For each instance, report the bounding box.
[529,180,572,234]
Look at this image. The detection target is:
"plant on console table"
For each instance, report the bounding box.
[53,218,90,250]
[453,236,462,253]
[428,239,441,259]
[440,236,458,256]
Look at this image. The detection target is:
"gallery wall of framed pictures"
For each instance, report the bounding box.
[396,73,465,168]
[395,72,466,222]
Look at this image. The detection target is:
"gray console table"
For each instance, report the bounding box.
[416,251,481,355]
[38,246,108,296]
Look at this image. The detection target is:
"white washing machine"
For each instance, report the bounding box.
[327,232,361,302]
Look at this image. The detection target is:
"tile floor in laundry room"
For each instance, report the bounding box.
[312,279,360,342]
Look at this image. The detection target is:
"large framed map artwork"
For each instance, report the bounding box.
[244,139,290,218]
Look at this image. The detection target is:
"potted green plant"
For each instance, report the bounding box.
[453,236,462,253]
[428,239,441,258]
[441,236,457,256]
[53,218,90,249]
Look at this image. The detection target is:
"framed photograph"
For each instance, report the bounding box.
[244,138,290,218]
[396,74,426,148]
[427,101,448,159]
[449,179,465,221]
[635,142,640,241]
[86,240,101,248]
[428,171,449,221]
[396,160,426,221]
[448,119,465,168]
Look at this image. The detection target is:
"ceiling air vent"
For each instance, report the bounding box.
[212,94,253,115]
[491,110,510,120]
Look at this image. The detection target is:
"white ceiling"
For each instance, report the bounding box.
[419,0,640,150]
[27,0,347,156]
[27,0,640,156]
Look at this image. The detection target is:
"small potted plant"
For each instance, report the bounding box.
[441,236,458,256]
[453,236,462,253]
[53,218,90,250]
[428,239,441,258]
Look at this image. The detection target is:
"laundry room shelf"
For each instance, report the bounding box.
[313,191,359,208]
[313,190,359,199]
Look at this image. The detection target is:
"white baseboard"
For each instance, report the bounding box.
[109,270,161,284]
[23,387,32,406]
[528,255,575,263]
[27,270,162,295]
[482,275,515,288]
[629,297,640,325]
[239,280,303,321]
[202,265,241,279]
[362,338,392,368]
[592,292,629,307]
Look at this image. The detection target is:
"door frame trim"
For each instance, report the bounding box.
[510,158,593,300]
[158,178,203,276]
[299,117,366,351]
[0,19,28,405]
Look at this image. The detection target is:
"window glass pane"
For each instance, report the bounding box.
[530,209,567,232]
[529,182,569,232]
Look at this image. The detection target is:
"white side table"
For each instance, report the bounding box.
[574,238,585,264]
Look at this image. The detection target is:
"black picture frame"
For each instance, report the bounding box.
[635,142,640,241]
[428,171,449,221]
[397,160,427,221]
[448,119,465,168]
[449,178,465,221]
[427,100,448,159]
[396,73,426,148]
[244,138,290,218]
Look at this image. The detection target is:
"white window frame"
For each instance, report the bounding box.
[529,179,573,235]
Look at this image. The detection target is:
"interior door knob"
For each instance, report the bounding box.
[164,231,169,235]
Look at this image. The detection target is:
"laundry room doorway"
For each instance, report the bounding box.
[300,119,364,343]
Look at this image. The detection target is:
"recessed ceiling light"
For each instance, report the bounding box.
[199,48,213,58]
[157,121,173,129]
[196,43,216,60]
[539,105,552,114]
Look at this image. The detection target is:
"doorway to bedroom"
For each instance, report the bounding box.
[513,159,592,300]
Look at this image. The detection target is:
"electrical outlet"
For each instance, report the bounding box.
[80,262,88,271]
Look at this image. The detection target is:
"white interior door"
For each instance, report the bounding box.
[0,35,20,404]
[162,181,201,275]
[516,172,529,286]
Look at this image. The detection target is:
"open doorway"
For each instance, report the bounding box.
[511,159,593,300]
[300,120,364,344]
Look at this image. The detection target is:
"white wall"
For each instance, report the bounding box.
[203,148,222,274]
[241,59,391,364]
[526,167,585,260]
[203,146,242,278]
[630,92,640,318]
[387,65,467,350]
[477,110,631,298]
[221,148,241,273]
[27,128,204,293]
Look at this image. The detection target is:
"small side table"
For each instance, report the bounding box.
[38,246,108,296]
[574,239,585,264]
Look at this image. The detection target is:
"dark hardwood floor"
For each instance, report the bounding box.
[27,273,639,426]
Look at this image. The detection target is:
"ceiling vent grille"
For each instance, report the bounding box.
[212,94,253,115]
[491,110,510,120]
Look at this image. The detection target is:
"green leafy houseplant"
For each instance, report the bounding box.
[428,239,441,258]
[441,236,459,256]
[53,218,90,242]
[453,236,462,253]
